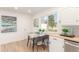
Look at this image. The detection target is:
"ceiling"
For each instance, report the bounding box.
[0,7,52,15]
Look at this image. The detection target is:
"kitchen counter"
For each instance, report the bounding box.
[49,34,79,42]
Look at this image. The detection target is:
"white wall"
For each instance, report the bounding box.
[0,10,33,44]
[33,8,55,19]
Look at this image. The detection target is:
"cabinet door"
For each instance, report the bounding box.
[49,37,64,52]
[60,8,76,25]
[53,38,64,52]
[75,8,79,25]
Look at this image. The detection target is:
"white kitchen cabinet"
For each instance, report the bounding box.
[60,8,76,25]
[60,8,79,25]
[75,8,79,25]
[49,36,64,52]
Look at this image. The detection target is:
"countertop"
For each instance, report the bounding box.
[49,34,79,42]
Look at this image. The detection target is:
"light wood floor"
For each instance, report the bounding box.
[0,39,48,52]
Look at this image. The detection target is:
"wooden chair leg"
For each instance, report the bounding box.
[29,41,31,47]
[32,39,34,52]
[32,45,34,52]
[42,45,45,51]
[37,46,38,52]
[27,36,30,47]
[27,39,29,47]
[47,39,49,51]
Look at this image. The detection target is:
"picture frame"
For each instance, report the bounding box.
[1,16,17,33]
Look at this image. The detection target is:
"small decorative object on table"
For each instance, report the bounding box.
[62,28,69,36]
[38,28,45,34]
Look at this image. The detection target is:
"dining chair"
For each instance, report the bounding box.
[32,35,49,52]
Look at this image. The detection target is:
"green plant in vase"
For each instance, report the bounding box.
[42,29,45,32]
[62,28,69,36]
[38,28,42,34]
[38,28,45,34]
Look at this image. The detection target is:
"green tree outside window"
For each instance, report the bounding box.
[48,15,57,31]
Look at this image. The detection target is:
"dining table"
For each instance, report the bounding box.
[27,32,49,51]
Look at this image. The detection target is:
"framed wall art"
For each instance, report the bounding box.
[1,16,17,33]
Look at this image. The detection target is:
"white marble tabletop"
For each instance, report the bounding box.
[28,32,47,38]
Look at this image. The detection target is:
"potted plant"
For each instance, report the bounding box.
[38,28,45,34]
[62,28,69,36]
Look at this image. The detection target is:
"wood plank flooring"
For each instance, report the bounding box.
[0,39,48,52]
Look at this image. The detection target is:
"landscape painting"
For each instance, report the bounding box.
[1,16,17,33]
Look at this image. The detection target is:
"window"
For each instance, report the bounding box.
[40,16,48,30]
[33,18,39,27]
[34,13,58,32]
[47,14,57,32]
